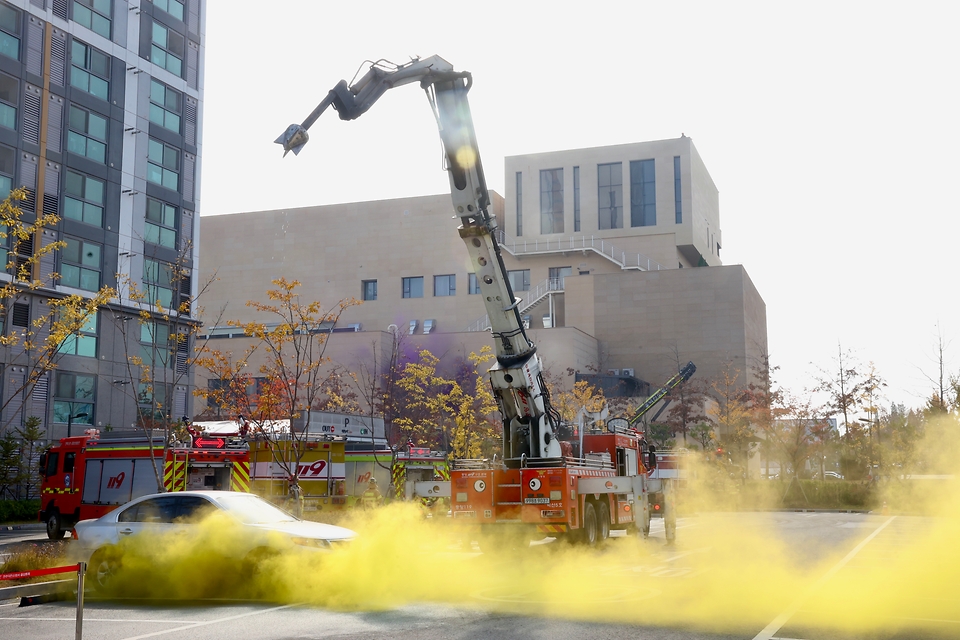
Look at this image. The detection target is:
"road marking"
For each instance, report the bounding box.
[121,603,297,639]
[0,617,199,623]
[752,516,896,640]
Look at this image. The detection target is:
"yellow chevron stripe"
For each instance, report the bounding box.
[536,524,568,533]
[231,461,250,493]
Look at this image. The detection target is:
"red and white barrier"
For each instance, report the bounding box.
[1,562,86,639]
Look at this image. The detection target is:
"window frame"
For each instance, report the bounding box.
[60,236,102,292]
[0,3,21,62]
[72,0,112,39]
[468,272,481,295]
[145,197,178,248]
[143,258,175,309]
[147,137,180,191]
[153,0,185,22]
[148,78,181,133]
[539,168,563,234]
[433,274,456,297]
[630,158,657,227]
[53,372,95,424]
[401,276,423,299]
[361,279,377,301]
[0,71,17,131]
[63,169,105,227]
[674,155,682,224]
[70,39,110,101]
[67,103,108,164]
[507,269,531,292]
[57,311,98,358]
[598,162,623,230]
[150,19,184,77]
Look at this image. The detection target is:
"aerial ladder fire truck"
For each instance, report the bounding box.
[276,55,687,545]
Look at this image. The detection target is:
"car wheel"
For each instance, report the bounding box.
[88,547,122,594]
[46,511,65,540]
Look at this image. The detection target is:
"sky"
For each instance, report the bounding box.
[198,1,959,411]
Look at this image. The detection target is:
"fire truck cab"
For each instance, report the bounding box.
[38,430,250,539]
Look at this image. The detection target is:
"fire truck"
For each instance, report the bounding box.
[277,55,689,546]
[38,430,250,539]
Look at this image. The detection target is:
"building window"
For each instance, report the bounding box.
[468,273,480,295]
[144,258,175,308]
[54,372,95,424]
[507,269,530,292]
[147,137,179,191]
[149,79,181,133]
[70,39,110,101]
[361,279,377,301]
[138,382,169,418]
[434,274,455,297]
[630,159,656,227]
[540,168,563,234]
[401,276,423,299]
[73,0,111,39]
[67,104,107,164]
[60,237,101,291]
[0,3,20,61]
[57,312,97,358]
[598,162,623,230]
[153,0,184,22]
[145,197,177,248]
[140,321,173,369]
[573,166,580,233]
[63,169,105,227]
[674,156,682,224]
[0,72,17,131]
[548,266,571,290]
[515,171,522,236]
[151,20,184,77]
[0,142,13,199]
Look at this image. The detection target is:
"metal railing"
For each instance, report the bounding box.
[463,277,562,332]
[496,229,666,272]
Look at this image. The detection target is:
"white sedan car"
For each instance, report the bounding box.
[72,491,356,594]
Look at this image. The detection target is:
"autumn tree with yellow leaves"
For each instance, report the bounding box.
[193,277,360,504]
[0,188,113,434]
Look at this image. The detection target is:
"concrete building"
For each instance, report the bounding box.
[0,0,205,440]
[198,137,767,427]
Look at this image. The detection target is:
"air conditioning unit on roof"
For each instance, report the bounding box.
[622,368,635,377]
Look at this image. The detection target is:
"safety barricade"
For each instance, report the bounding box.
[0,562,86,639]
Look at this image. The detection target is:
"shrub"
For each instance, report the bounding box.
[0,499,41,523]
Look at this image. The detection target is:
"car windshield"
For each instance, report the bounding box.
[215,494,298,525]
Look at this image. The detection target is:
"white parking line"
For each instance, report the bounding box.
[121,604,297,640]
[752,516,896,640]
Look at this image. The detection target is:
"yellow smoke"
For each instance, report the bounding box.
[89,418,959,637]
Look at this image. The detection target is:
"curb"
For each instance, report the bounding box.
[1,523,46,532]
[0,579,74,602]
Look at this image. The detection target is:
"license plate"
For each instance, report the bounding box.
[524,497,550,504]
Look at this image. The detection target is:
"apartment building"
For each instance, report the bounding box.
[0,0,204,440]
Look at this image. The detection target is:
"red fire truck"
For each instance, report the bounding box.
[38,430,250,539]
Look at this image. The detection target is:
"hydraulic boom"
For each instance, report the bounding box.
[277,56,562,464]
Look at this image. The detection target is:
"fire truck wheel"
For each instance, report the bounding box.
[45,511,65,540]
[88,547,122,593]
[596,501,610,544]
[581,502,598,546]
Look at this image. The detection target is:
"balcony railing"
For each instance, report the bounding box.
[496,230,666,271]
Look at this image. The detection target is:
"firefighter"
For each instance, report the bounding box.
[360,478,382,509]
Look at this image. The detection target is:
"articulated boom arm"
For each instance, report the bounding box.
[628,361,697,427]
[277,56,561,464]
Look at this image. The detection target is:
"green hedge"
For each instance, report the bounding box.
[0,499,40,524]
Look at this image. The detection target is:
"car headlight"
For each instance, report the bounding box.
[290,537,332,549]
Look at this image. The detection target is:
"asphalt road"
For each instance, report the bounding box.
[1,513,957,640]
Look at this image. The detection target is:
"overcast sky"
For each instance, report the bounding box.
[199,1,959,411]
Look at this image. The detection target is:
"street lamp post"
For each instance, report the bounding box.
[67,409,89,438]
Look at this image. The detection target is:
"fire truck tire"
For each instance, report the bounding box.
[581,502,598,546]
[88,547,122,593]
[596,501,610,544]
[45,511,65,540]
